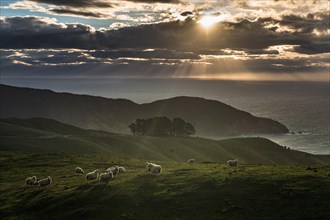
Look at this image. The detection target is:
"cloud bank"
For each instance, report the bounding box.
[1,0,329,81]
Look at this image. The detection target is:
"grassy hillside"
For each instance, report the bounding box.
[0,117,87,136]
[0,84,289,136]
[0,152,329,220]
[0,118,328,165]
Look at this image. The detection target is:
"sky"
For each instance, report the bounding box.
[0,0,329,82]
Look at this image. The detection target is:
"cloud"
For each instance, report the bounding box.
[90,49,200,60]
[0,13,328,79]
[6,0,184,19]
[127,0,180,3]
[48,9,106,18]
[5,0,330,22]
[28,0,114,8]
[1,46,328,80]
[260,13,330,33]
[0,16,95,49]
[1,0,328,82]
[1,14,329,54]
[180,11,193,16]
[294,43,330,54]
[29,0,180,7]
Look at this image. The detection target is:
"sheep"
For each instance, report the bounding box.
[146,162,162,175]
[25,176,37,186]
[187,159,195,164]
[106,166,120,175]
[118,166,126,173]
[38,176,52,188]
[145,162,156,173]
[99,171,114,183]
[150,165,162,175]
[33,178,39,186]
[75,167,84,174]
[86,170,100,181]
[227,159,238,167]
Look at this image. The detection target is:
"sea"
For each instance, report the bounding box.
[2,78,329,155]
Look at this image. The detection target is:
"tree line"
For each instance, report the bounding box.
[128,116,196,137]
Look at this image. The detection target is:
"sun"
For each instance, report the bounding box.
[198,15,223,28]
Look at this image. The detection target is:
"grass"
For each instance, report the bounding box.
[1,152,330,220]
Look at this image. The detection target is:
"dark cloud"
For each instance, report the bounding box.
[1,47,328,83]
[181,11,194,16]
[244,49,280,55]
[195,49,280,56]
[1,14,329,55]
[26,0,181,19]
[29,0,179,8]
[49,9,105,18]
[26,0,114,18]
[0,17,94,49]
[126,0,180,3]
[294,43,330,54]
[29,0,113,8]
[90,49,200,60]
[261,13,330,33]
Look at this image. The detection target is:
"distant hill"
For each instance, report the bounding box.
[1,118,328,165]
[0,84,289,136]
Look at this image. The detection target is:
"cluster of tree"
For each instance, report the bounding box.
[128,116,196,136]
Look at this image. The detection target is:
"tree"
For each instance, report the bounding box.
[128,123,137,135]
[136,118,144,135]
[171,117,186,136]
[184,122,196,136]
[151,117,172,136]
[128,116,196,137]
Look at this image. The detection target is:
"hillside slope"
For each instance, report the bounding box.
[0,84,289,136]
[1,153,330,220]
[0,118,328,165]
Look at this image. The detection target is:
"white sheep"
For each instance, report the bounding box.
[106,166,120,175]
[227,159,238,167]
[146,162,156,173]
[146,162,162,175]
[150,165,162,175]
[38,176,52,188]
[187,159,195,164]
[118,166,126,173]
[99,171,114,183]
[86,170,100,181]
[25,176,37,186]
[75,167,84,174]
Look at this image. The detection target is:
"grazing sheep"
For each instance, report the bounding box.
[86,170,100,181]
[25,176,37,186]
[100,171,114,183]
[187,159,195,164]
[227,159,238,167]
[118,166,126,173]
[150,165,162,175]
[106,166,120,175]
[75,167,84,174]
[33,178,39,186]
[146,162,162,175]
[146,162,156,173]
[38,176,52,188]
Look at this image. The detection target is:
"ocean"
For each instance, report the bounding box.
[2,78,329,155]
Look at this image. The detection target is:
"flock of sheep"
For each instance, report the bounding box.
[83,165,127,182]
[25,159,238,188]
[25,176,52,188]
